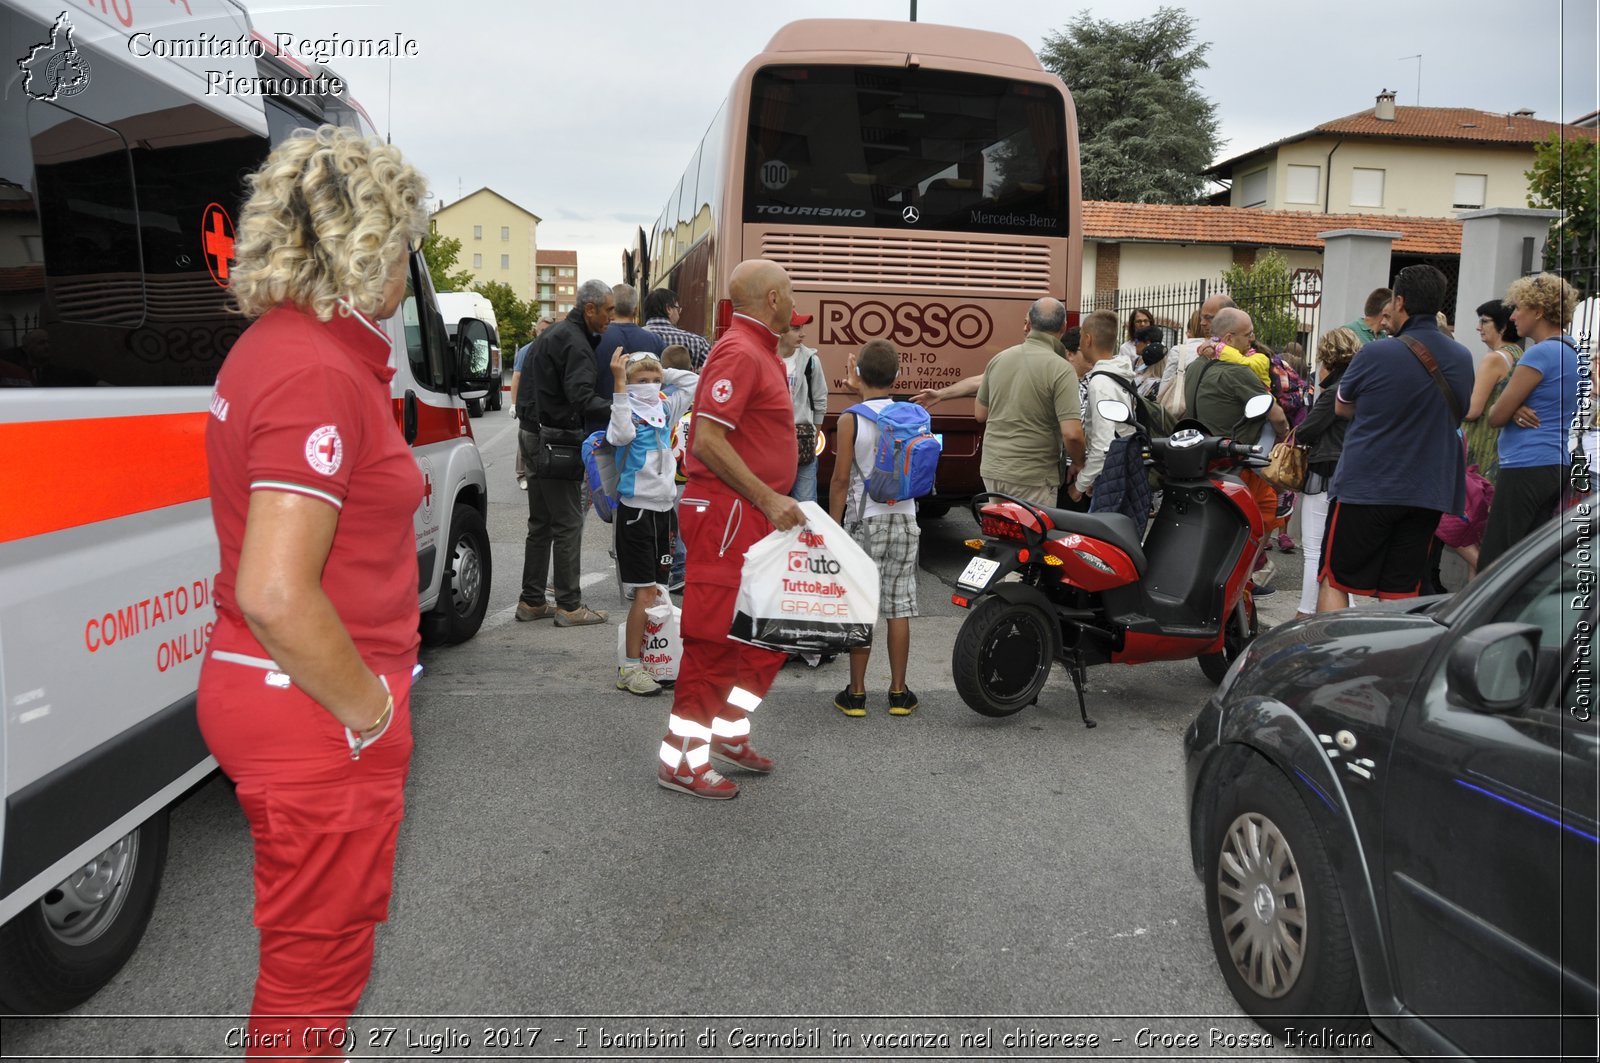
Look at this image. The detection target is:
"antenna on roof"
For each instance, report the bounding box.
[1397,54,1421,106]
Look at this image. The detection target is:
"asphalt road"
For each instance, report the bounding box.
[2,410,1386,1062]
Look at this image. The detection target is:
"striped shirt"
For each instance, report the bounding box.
[643,316,713,370]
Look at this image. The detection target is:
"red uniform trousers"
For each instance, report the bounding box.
[198,628,413,1061]
[662,487,786,773]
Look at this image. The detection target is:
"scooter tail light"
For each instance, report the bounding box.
[980,515,1027,541]
[951,594,970,608]
[1044,554,1064,566]
[1016,548,1030,564]
[964,539,984,550]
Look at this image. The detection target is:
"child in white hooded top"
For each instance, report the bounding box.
[606,349,698,695]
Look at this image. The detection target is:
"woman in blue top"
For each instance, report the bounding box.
[1480,273,1583,566]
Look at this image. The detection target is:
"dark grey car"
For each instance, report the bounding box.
[1185,509,1597,1059]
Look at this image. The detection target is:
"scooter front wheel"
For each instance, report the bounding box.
[953,595,1057,717]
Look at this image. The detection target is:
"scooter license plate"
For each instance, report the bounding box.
[957,556,1001,590]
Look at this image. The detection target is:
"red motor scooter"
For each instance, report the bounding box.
[949,394,1274,726]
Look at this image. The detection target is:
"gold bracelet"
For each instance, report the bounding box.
[363,693,393,734]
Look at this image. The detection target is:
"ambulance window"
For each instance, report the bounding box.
[0,77,45,387]
[265,100,317,146]
[30,105,143,330]
[402,267,448,392]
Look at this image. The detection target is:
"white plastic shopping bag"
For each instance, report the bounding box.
[730,501,879,653]
[616,587,680,681]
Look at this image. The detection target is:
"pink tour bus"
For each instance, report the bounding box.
[628,18,1083,512]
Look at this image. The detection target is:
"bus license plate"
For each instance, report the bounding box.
[957,556,1000,590]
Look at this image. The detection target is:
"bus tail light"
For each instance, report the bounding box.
[715,298,733,339]
[1065,309,1081,329]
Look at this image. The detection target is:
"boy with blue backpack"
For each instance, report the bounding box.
[827,339,940,717]
[605,349,698,695]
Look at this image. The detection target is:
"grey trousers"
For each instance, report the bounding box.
[520,429,584,609]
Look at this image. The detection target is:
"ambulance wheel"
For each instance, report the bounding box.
[422,504,491,646]
[0,813,168,1013]
[486,388,502,412]
[952,596,1056,717]
[466,398,483,418]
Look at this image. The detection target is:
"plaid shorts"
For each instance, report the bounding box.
[849,512,920,620]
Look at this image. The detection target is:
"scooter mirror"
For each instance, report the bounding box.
[1243,393,1273,419]
[1096,398,1133,423]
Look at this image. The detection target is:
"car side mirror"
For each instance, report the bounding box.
[455,317,495,400]
[1446,622,1540,714]
[1095,397,1133,424]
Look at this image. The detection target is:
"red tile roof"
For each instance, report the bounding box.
[537,249,577,265]
[1083,201,1462,256]
[1210,104,1596,173]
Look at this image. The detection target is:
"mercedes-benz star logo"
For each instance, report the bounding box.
[902,206,920,224]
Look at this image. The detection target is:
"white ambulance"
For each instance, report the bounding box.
[0,0,494,1010]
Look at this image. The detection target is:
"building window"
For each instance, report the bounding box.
[473,224,482,239]
[1285,164,1321,205]
[472,253,482,268]
[1239,168,1268,208]
[501,226,510,241]
[559,267,575,278]
[1453,173,1487,210]
[1350,167,1385,208]
[500,254,510,269]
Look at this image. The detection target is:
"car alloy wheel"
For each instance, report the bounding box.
[1216,810,1306,998]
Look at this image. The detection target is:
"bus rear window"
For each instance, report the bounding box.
[744,65,1069,236]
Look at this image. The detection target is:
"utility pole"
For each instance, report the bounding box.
[910,1,917,21]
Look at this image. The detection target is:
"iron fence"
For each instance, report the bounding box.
[1082,270,1324,356]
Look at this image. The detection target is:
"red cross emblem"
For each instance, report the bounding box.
[711,378,734,404]
[202,202,235,288]
[421,470,433,506]
[304,425,343,475]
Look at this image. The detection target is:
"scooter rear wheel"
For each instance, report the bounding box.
[953,596,1057,717]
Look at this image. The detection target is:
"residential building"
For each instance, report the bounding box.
[536,250,578,317]
[430,188,540,300]
[1206,91,1596,217]
[1080,201,1464,341]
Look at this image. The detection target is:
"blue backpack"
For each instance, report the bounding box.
[581,430,619,523]
[846,400,942,506]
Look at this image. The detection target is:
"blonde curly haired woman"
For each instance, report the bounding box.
[197,125,427,1056]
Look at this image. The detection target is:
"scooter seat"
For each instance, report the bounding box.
[1040,509,1147,574]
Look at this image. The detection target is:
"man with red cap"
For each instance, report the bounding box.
[781,308,827,502]
[659,260,805,799]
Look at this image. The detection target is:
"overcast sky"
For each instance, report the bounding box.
[254,0,1597,285]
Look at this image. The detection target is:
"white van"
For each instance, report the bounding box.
[436,290,502,416]
[0,0,494,1011]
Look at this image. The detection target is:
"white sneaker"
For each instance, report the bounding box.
[617,665,662,696]
[517,476,527,491]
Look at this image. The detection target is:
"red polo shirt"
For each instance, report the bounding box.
[206,301,422,674]
[685,313,798,495]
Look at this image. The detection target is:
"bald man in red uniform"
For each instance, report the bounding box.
[659,260,806,799]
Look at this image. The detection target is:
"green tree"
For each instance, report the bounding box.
[421,227,474,293]
[473,280,537,352]
[1222,250,1298,350]
[1526,131,1599,295]
[1038,7,1221,204]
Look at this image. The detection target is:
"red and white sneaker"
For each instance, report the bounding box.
[657,762,739,800]
[710,740,774,774]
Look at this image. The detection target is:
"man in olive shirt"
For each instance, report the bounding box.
[1183,310,1289,537]
[976,298,1085,507]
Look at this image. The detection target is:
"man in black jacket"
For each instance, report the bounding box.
[515,279,616,626]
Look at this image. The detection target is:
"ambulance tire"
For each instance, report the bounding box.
[466,398,483,418]
[0,813,168,1014]
[486,388,502,412]
[421,504,491,646]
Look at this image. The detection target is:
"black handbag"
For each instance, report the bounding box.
[796,422,818,467]
[530,425,586,481]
